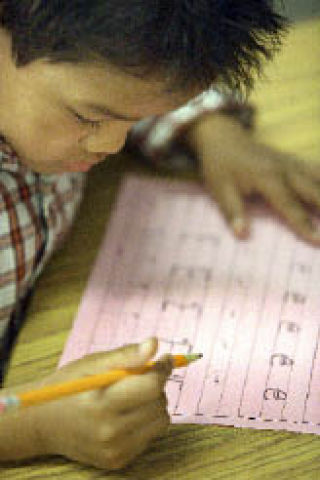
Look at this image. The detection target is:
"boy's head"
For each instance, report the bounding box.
[0,1,287,174]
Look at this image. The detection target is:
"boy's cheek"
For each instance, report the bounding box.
[9,130,85,172]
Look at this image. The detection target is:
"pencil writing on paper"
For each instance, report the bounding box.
[59,175,320,435]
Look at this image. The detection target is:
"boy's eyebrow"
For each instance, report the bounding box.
[83,102,144,122]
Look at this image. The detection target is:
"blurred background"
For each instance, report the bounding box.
[277,0,320,21]
[247,1,320,164]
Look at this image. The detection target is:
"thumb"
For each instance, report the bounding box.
[109,337,159,370]
[81,337,158,374]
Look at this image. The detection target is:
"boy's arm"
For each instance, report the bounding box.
[126,88,254,173]
[126,88,320,245]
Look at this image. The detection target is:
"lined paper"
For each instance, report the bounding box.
[59,175,320,434]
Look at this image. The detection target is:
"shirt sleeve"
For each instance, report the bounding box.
[126,88,255,172]
[0,169,46,344]
[0,142,85,360]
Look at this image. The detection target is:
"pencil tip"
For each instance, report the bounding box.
[186,353,203,362]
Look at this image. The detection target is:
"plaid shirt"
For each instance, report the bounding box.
[0,88,253,377]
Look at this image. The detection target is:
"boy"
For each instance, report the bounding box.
[0,0,319,471]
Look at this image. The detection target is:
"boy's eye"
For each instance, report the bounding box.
[73,111,102,128]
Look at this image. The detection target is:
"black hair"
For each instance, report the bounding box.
[0,1,288,95]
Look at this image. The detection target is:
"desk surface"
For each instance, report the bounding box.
[2,19,320,480]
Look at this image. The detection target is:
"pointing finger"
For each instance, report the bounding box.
[259,179,320,245]
[207,178,249,238]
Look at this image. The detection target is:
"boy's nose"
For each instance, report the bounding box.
[80,122,131,155]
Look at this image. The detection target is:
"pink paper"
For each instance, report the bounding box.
[59,175,320,435]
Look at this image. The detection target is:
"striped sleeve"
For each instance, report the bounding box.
[127,88,255,171]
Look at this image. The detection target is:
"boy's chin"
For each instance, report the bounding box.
[20,159,88,175]
[19,154,104,174]
[16,156,57,174]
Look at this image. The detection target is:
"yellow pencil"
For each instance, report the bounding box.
[0,353,202,413]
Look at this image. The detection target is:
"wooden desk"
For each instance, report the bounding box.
[2,19,319,480]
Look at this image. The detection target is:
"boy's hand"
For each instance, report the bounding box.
[35,338,172,470]
[187,114,320,245]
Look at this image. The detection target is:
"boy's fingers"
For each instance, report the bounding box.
[126,415,170,456]
[119,416,170,469]
[101,394,168,439]
[104,358,172,411]
[154,354,174,377]
[96,415,169,470]
[260,180,320,245]
[207,177,249,238]
[287,171,320,211]
[296,159,320,182]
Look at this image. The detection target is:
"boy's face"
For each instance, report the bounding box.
[0,30,193,174]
